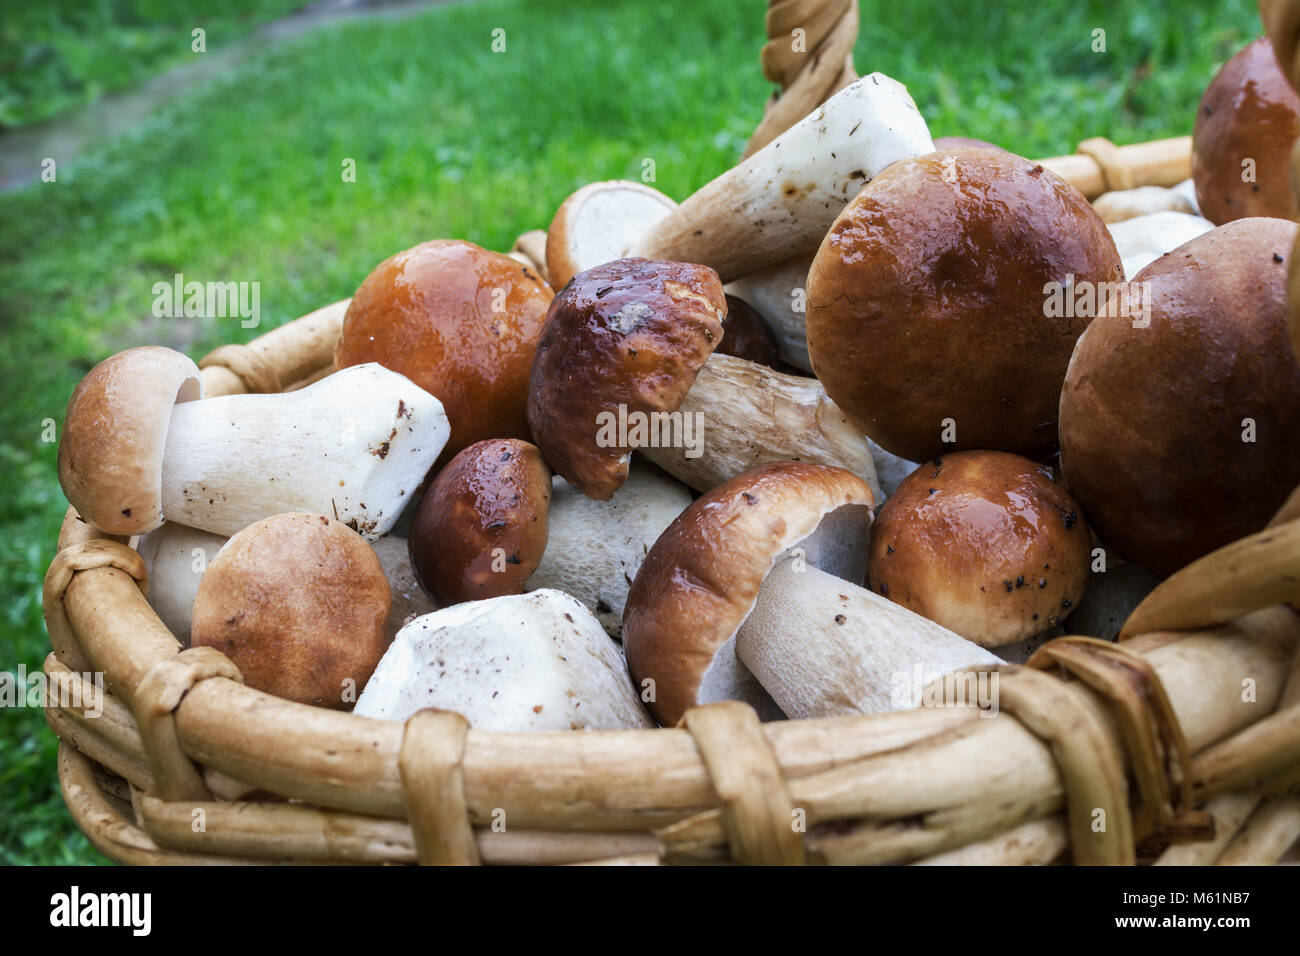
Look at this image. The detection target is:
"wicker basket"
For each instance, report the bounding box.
[41,0,1300,866]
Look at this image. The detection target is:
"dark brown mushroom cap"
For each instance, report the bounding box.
[623,461,874,726]
[191,513,391,709]
[1060,217,1300,578]
[868,451,1091,647]
[1192,36,1300,225]
[408,438,552,605]
[57,346,202,536]
[526,257,726,500]
[719,294,781,369]
[806,147,1123,463]
[335,239,554,468]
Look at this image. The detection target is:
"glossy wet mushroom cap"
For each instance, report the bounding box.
[191,513,391,709]
[806,146,1123,463]
[526,257,726,500]
[57,346,202,536]
[1060,216,1300,577]
[1191,36,1300,225]
[335,239,553,466]
[408,438,552,606]
[868,451,1092,647]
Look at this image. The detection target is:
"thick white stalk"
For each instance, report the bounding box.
[527,462,691,637]
[628,73,934,281]
[736,557,1000,718]
[639,353,881,503]
[160,363,448,539]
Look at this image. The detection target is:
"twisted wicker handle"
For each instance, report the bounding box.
[743,0,859,158]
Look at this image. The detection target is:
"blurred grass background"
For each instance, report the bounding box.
[0,0,1264,863]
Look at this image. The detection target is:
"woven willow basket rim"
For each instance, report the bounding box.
[41,305,1300,865]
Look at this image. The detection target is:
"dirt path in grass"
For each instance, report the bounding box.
[0,0,455,194]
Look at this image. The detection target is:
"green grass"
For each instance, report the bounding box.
[0,0,309,129]
[0,0,1265,864]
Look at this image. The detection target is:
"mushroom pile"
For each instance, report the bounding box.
[57,50,1300,732]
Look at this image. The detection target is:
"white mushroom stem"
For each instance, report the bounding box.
[628,73,934,281]
[528,462,691,637]
[725,252,816,371]
[136,523,228,644]
[354,590,654,731]
[159,363,449,539]
[1091,184,1198,223]
[1107,210,1213,279]
[735,557,1000,718]
[638,353,882,502]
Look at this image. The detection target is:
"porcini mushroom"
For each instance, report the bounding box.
[1192,35,1300,224]
[408,438,690,636]
[57,346,201,536]
[58,351,447,539]
[623,461,999,726]
[191,513,391,709]
[545,182,796,368]
[335,239,553,465]
[354,589,654,730]
[1060,216,1300,577]
[545,180,677,289]
[409,438,553,606]
[527,258,880,501]
[806,146,1124,463]
[867,451,1092,648]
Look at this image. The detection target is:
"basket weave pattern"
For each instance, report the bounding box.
[39,0,1300,867]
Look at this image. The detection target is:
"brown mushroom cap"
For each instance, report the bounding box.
[335,239,554,465]
[623,461,874,726]
[526,257,726,500]
[1191,36,1300,225]
[57,346,202,536]
[868,451,1091,647]
[806,147,1123,463]
[719,294,781,369]
[408,438,552,605]
[1060,217,1300,578]
[191,513,391,709]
